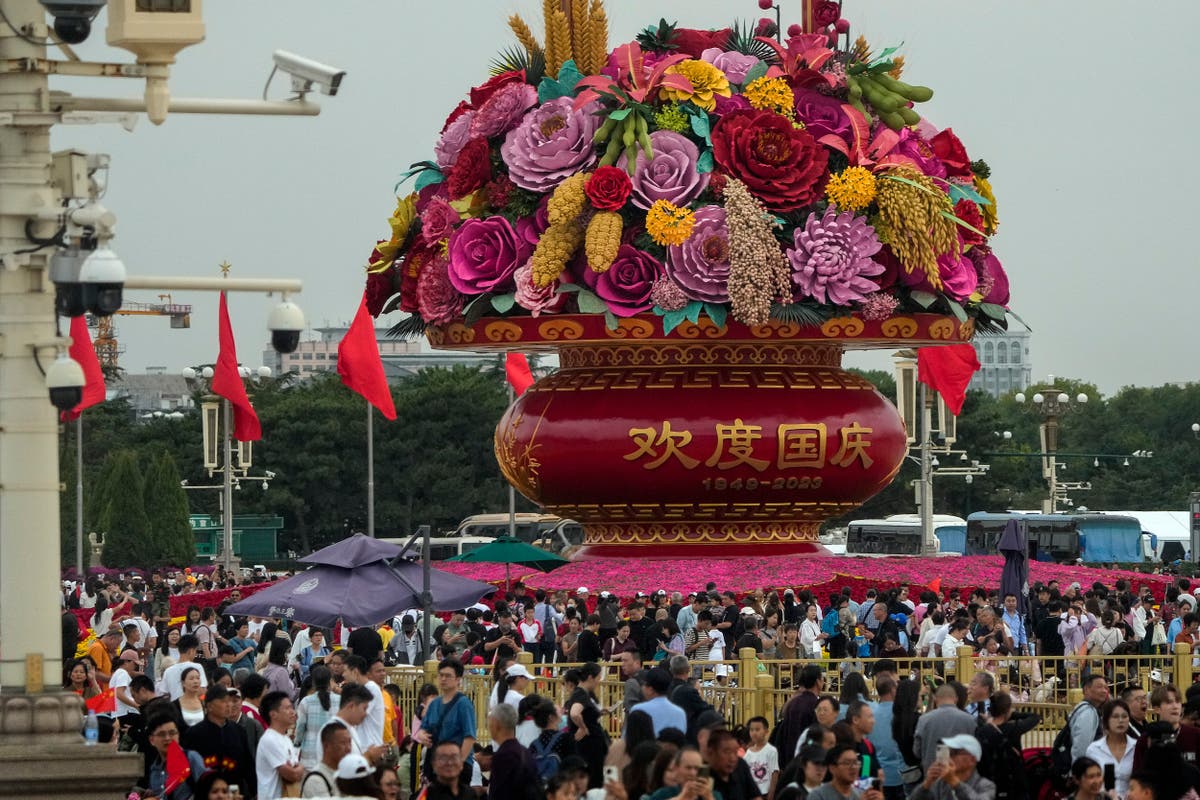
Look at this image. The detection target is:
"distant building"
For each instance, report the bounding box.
[108,367,194,413]
[261,326,494,380]
[970,331,1032,398]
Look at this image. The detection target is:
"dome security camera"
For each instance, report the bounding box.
[268,299,305,354]
[46,354,85,411]
[78,247,126,316]
[39,0,106,45]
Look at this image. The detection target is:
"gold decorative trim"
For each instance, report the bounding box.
[881,317,919,338]
[929,318,956,340]
[532,364,873,392]
[546,501,857,523]
[604,318,655,339]
[577,520,824,545]
[558,342,844,369]
[537,319,586,341]
[484,320,523,343]
[822,317,866,337]
[959,319,976,340]
[675,317,727,338]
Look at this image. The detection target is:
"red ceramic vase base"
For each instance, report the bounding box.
[570,540,830,560]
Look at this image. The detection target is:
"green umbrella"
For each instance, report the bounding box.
[446,535,569,589]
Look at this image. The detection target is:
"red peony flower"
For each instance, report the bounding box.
[711,109,829,211]
[930,127,973,179]
[671,28,733,58]
[468,70,525,109]
[445,137,492,200]
[441,100,471,134]
[953,199,986,246]
[812,0,841,27]
[584,166,633,211]
[399,240,438,314]
[364,265,395,317]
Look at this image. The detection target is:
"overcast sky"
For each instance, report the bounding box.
[52,1,1199,395]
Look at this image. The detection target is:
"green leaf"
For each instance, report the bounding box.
[575,289,607,314]
[689,113,711,140]
[869,43,904,67]
[491,293,516,313]
[683,300,703,324]
[537,59,584,102]
[463,293,494,326]
[697,149,714,174]
[742,60,768,86]
[978,302,1007,321]
[909,290,937,309]
[661,307,689,335]
[414,170,444,191]
[1005,307,1033,332]
[944,297,968,322]
[948,181,991,207]
[607,108,632,121]
[703,302,727,329]
[941,210,987,239]
[379,292,404,316]
[881,173,940,197]
[555,283,583,293]
[604,311,620,330]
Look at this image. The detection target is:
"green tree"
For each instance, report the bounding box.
[143,450,195,567]
[97,450,152,567]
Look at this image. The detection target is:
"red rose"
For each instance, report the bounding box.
[468,70,525,109]
[953,199,986,246]
[584,166,633,211]
[812,0,841,28]
[365,262,396,317]
[445,137,492,200]
[930,128,973,179]
[671,28,733,58]
[711,109,829,211]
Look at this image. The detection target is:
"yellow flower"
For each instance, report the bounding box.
[660,60,731,112]
[645,200,696,247]
[743,76,795,116]
[974,175,999,235]
[370,193,418,271]
[825,167,878,212]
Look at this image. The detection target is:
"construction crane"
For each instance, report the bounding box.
[88,294,192,369]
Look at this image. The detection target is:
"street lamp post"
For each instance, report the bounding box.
[1014,378,1089,513]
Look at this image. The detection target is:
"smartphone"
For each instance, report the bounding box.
[603,765,620,785]
[698,765,711,780]
[871,779,882,791]
[935,744,950,766]
[228,786,240,797]
[1103,763,1115,792]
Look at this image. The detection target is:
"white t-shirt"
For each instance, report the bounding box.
[109,668,138,717]
[161,659,208,700]
[358,680,385,747]
[124,618,155,651]
[707,630,728,676]
[256,727,299,800]
[744,744,779,795]
[248,619,268,639]
[488,683,523,712]
[320,717,365,761]
[942,635,965,662]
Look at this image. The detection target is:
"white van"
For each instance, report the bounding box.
[380,535,494,561]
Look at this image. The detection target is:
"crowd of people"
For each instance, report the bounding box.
[57,569,1200,800]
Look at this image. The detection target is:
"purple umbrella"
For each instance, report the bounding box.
[222,559,495,628]
[998,518,1029,615]
[299,533,405,568]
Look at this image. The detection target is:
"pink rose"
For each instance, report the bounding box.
[420,198,460,244]
[700,48,759,84]
[514,260,568,316]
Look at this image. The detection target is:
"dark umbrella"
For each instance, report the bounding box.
[998,518,1030,615]
[299,533,404,568]
[445,534,568,590]
[221,559,495,628]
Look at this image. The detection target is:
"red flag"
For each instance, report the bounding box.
[928,577,942,595]
[917,344,980,416]
[164,740,192,793]
[211,292,261,441]
[85,687,115,713]
[505,353,534,395]
[61,315,106,422]
[337,295,397,420]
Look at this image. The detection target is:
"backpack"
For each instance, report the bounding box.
[1050,702,1093,778]
[530,730,565,783]
[539,604,556,644]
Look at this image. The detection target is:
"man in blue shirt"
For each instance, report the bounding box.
[631,668,687,737]
[870,676,907,800]
[416,658,477,768]
[1000,594,1028,655]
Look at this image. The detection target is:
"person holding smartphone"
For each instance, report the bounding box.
[1085,700,1135,799]
[807,745,885,800]
[909,735,995,800]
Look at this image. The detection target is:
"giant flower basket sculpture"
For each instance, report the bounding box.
[365,1,1013,558]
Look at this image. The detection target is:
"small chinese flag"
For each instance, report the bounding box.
[505,353,534,395]
[164,740,192,793]
[917,344,980,416]
[337,294,397,420]
[61,315,106,422]
[928,577,942,595]
[85,687,116,713]
[211,292,262,441]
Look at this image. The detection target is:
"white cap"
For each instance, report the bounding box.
[740,606,756,616]
[506,663,534,680]
[656,590,667,596]
[941,734,982,760]
[576,587,589,594]
[599,591,611,598]
[336,754,373,780]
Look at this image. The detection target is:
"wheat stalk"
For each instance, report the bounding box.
[508,13,542,56]
[585,0,608,75]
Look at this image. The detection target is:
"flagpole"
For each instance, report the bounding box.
[222,399,235,575]
[367,399,375,538]
[507,382,517,543]
[76,415,84,576]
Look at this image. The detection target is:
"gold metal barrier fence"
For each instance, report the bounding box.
[382,644,1194,747]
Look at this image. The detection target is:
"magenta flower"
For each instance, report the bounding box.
[793,88,852,142]
[619,130,710,210]
[787,206,885,305]
[513,260,568,316]
[969,247,1010,305]
[700,48,758,84]
[665,205,731,303]
[469,82,538,139]
[581,244,664,317]
[446,216,533,295]
[435,110,476,171]
[420,198,460,244]
[899,244,979,302]
[501,98,602,192]
[417,254,464,324]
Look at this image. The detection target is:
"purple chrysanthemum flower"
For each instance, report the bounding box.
[787,206,885,305]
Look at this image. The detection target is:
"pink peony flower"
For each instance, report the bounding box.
[469,82,538,140]
[665,205,731,303]
[619,130,710,210]
[793,88,852,142]
[581,244,664,316]
[416,254,464,324]
[893,128,946,181]
[434,110,476,171]
[446,216,533,295]
[420,198,460,244]
[513,260,568,316]
[700,48,759,84]
[787,207,885,304]
[501,98,602,192]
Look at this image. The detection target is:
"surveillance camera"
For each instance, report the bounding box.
[50,249,88,317]
[46,354,85,411]
[272,50,346,97]
[268,299,305,354]
[265,470,276,479]
[39,0,106,45]
[78,247,126,316]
